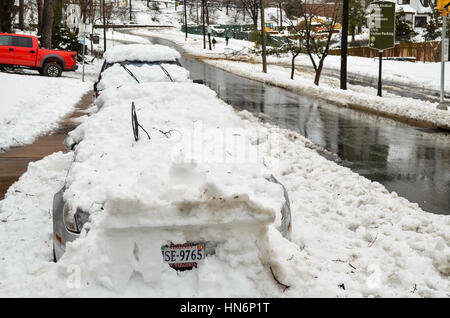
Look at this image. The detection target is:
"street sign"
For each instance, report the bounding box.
[79,22,92,34]
[92,34,100,45]
[369,1,395,51]
[437,0,450,12]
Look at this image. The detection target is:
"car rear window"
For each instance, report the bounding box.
[0,35,12,46]
[11,36,33,48]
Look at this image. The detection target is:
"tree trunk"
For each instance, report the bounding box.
[41,0,55,48]
[19,0,24,30]
[314,61,324,86]
[279,3,282,28]
[291,56,295,79]
[37,0,43,34]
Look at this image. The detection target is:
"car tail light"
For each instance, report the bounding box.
[71,54,77,62]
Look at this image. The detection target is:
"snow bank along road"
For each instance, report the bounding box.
[130,29,450,131]
[0,58,448,297]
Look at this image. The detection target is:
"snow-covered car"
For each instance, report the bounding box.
[93,44,195,98]
[53,66,291,280]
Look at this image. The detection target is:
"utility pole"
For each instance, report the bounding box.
[201,0,206,49]
[130,0,132,21]
[340,0,349,90]
[184,0,188,39]
[102,0,106,51]
[260,0,267,73]
[279,2,283,29]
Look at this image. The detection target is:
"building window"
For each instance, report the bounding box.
[415,16,427,28]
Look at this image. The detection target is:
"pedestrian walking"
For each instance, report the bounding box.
[225,35,229,46]
[212,37,216,49]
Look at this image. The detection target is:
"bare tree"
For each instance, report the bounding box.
[300,0,340,85]
[241,0,258,29]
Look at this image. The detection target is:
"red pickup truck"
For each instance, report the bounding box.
[0,33,78,77]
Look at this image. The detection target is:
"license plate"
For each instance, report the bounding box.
[161,243,205,270]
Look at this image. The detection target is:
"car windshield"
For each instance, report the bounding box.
[98,61,190,90]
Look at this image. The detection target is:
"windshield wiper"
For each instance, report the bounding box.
[121,64,140,83]
[159,65,174,82]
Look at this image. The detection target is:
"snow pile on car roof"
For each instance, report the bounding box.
[104,44,181,63]
[97,63,190,91]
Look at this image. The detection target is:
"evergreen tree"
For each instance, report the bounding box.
[395,10,417,42]
[52,0,82,58]
[348,0,366,43]
[424,10,441,41]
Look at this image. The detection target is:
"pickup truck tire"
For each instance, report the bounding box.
[43,62,62,77]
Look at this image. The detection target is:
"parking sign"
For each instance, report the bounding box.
[369,1,395,51]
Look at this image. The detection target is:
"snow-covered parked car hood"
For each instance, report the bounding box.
[95,44,190,93]
[96,62,190,91]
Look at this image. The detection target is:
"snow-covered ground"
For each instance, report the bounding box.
[0,72,92,152]
[130,28,450,129]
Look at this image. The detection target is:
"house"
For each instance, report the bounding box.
[396,0,433,28]
[65,4,81,30]
[366,0,433,28]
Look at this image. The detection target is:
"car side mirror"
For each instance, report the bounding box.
[193,79,204,85]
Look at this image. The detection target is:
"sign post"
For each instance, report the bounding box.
[438,14,447,110]
[79,23,92,83]
[369,1,395,97]
[437,0,449,110]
